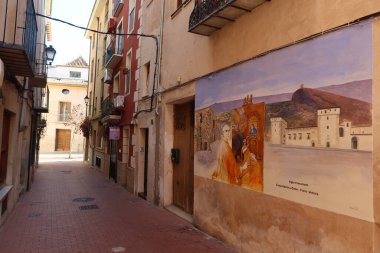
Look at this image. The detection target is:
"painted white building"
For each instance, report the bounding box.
[270,107,372,151]
[39,57,88,153]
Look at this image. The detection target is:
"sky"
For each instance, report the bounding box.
[195,20,372,110]
[48,0,95,65]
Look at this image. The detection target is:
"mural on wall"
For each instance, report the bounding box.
[195,20,373,221]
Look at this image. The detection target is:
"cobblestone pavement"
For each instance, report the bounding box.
[0,162,236,253]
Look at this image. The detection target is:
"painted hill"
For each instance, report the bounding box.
[207,79,371,113]
[266,87,372,129]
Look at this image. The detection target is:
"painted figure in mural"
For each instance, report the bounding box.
[241,138,256,166]
[212,122,245,185]
[249,123,257,135]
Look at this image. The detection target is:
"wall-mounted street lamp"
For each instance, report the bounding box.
[45,45,56,65]
[84,95,89,105]
[84,95,89,117]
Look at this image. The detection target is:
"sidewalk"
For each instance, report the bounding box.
[0,162,236,253]
[39,152,84,163]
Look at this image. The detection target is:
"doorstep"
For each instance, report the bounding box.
[165,205,194,223]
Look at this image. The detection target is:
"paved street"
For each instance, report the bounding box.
[0,162,236,253]
[39,153,84,163]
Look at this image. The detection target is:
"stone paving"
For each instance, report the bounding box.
[0,162,236,253]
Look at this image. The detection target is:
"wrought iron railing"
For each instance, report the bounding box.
[105,42,123,65]
[58,113,70,121]
[189,0,232,31]
[101,96,115,118]
[0,0,38,73]
[33,86,49,113]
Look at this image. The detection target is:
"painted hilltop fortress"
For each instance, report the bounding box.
[270,107,372,151]
[269,84,372,151]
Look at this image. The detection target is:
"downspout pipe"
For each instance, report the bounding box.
[153,0,165,206]
[92,17,100,117]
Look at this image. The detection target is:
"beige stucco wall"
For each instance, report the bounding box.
[0,80,32,225]
[156,0,380,252]
[161,0,380,87]
[373,16,380,253]
[194,176,373,253]
[39,83,87,153]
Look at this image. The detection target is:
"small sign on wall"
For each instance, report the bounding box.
[109,127,120,140]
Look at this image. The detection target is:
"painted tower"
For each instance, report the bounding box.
[270,117,287,145]
[317,108,340,148]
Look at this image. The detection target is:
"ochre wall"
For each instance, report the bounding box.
[161,0,380,87]
[373,17,380,253]
[194,177,373,253]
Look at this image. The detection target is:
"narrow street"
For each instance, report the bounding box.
[0,161,235,253]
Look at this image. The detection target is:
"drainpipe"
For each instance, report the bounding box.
[154,0,165,206]
[92,17,100,117]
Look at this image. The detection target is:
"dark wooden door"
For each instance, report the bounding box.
[173,102,194,214]
[0,111,11,185]
[109,140,117,182]
[55,129,71,151]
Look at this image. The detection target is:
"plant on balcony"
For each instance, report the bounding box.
[80,117,91,138]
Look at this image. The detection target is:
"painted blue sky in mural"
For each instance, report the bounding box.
[195,21,372,110]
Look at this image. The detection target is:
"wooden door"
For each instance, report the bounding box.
[55,129,71,151]
[173,102,194,214]
[0,111,11,185]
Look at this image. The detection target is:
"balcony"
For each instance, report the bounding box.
[0,0,38,77]
[33,86,49,113]
[100,95,124,125]
[105,43,122,69]
[113,0,124,16]
[189,0,270,36]
[30,44,48,88]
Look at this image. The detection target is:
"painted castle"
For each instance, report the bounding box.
[270,107,372,151]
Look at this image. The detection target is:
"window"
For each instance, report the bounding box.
[128,7,135,32]
[339,127,344,137]
[128,0,136,33]
[103,36,107,67]
[298,133,302,140]
[307,133,310,140]
[89,92,93,116]
[293,134,296,140]
[0,111,11,186]
[96,124,103,148]
[288,134,291,140]
[59,102,71,121]
[69,71,81,78]
[105,1,109,22]
[142,61,150,96]
[91,59,94,82]
[113,73,120,94]
[125,50,132,95]
[327,125,329,129]
[116,21,123,54]
[122,127,130,163]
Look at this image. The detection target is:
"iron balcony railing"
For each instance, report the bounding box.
[189,0,270,35]
[33,86,49,113]
[101,96,115,119]
[0,0,38,76]
[105,41,123,68]
[189,0,233,31]
[58,113,70,122]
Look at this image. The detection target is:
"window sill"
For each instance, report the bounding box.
[0,185,13,202]
[171,0,191,19]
